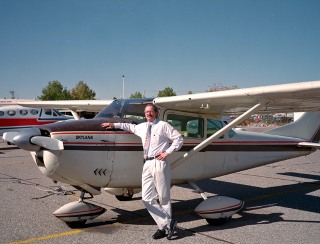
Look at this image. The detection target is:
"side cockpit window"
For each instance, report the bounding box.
[207,119,223,136]
[44,109,52,116]
[207,119,235,138]
[53,109,63,116]
[122,114,146,124]
[167,113,204,138]
[95,99,153,123]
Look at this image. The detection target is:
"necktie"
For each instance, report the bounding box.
[143,123,152,158]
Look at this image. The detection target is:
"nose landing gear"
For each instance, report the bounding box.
[53,191,106,228]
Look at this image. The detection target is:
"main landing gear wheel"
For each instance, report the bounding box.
[206,217,231,226]
[115,193,133,201]
[66,220,87,228]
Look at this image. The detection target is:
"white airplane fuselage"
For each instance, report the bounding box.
[31,127,311,190]
[22,97,317,196]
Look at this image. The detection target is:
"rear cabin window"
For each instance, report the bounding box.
[30,109,38,115]
[20,109,28,115]
[0,111,4,116]
[7,110,16,116]
[166,114,204,138]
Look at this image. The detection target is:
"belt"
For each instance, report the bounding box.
[144,155,160,161]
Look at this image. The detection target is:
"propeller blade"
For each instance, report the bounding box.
[30,136,64,150]
[3,132,19,144]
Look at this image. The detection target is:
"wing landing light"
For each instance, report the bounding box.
[298,142,320,149]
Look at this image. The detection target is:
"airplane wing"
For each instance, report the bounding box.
[153,81,320,115]
[17,100,113,113]
[154,80,320,170]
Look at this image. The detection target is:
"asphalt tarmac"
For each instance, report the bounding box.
[0,138,319,244]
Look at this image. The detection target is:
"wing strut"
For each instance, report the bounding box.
[171,103,263,170]
[70,110,80,120]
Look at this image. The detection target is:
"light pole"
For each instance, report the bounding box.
[122,75,125,99]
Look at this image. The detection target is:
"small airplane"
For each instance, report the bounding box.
[3,80,320,228]
[0,105,73,136]
[0,100,112,136]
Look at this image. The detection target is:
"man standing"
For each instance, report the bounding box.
[101,104,183,240]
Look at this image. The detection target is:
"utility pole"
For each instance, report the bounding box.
[122,75,125,99]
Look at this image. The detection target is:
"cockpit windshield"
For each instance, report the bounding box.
[95,98,153,124]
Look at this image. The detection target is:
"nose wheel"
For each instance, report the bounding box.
[115,189,134,201]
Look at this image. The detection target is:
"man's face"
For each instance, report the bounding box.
[144,105,158,122]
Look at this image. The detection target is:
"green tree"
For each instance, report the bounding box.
[71,81,96,100]
[130,91,144,98]
[207,84,239,92]
[157,87,176,97]
[38,80,71,100]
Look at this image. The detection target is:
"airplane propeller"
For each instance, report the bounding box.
[30,136,64,150]
[6,128,64,151]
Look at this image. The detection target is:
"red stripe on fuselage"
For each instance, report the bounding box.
[0,118,59,127]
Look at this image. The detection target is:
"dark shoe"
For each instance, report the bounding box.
[167,219,177,240]
[152,229,166,240]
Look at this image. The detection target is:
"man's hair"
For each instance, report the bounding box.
[145,103,158,113]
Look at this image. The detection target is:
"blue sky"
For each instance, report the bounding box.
[1,0,320,100]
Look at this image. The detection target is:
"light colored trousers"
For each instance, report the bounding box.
[142,159,172,230]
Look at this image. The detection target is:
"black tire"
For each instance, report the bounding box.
[115,194,133,201]
[66,220,87,228]
[206,217,230,226]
